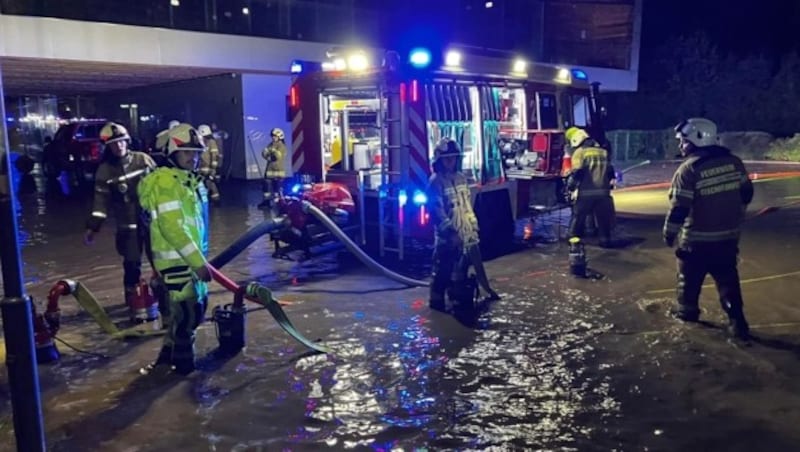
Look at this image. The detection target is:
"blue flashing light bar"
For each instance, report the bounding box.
[409,48,432,69]
[412,190,427,206]
[291,184,302,194]
[571,69,588,81]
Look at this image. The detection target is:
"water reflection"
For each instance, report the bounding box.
[5,179,627,450]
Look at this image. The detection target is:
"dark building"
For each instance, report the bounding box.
[1,0,639,70]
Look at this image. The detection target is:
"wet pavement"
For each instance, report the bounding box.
[2,167,800,451]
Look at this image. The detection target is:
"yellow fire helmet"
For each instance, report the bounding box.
[166,123,206,155]
[565,127,590,148]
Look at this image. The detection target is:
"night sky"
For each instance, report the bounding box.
[643,0,800,58]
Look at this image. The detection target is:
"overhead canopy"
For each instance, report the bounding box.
[1,56,227,96]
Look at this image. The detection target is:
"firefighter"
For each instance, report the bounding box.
[564,126,616,247]
[258,127,287,210]
[427,138,499,317]
[84,122,157,322]
[138,123,211,375]
[152,120,180,166]
[197,124,222,204]
[664,118,753,340]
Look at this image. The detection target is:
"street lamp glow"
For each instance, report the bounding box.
[170,0,180,6]
[242,7,250,15]
[485,1,494,8]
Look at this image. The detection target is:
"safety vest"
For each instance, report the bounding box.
[137,167,209,273]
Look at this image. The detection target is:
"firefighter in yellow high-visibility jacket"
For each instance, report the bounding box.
[138,123,211,375]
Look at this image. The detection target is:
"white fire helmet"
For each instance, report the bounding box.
[197,124,213,137]
[674,118,718,147]
[99,122,131,145]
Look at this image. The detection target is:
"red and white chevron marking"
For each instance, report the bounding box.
[291,109,305,174]
[407,104,430,188]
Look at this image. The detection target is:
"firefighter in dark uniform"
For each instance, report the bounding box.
[664,118,753,339]
[197,124,222,204]
[259,127,287,210]
[427,138,499,316]
[85,122,157,322]
[564,127,616,247]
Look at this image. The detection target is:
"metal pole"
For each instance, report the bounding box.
[0,60,47,452]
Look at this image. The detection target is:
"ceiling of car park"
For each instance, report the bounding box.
[1,57,229,96]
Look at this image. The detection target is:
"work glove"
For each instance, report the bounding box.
[663,233,676,248]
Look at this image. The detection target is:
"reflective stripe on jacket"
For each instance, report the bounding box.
[137,167,209,273]
[570,145,612,198]
[199,138,221,177]
[427,171,479,248]
[262,141,286,178]
[87,151,155,232]
[663,146,754,245]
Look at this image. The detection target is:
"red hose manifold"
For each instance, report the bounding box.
[40,280,74,338]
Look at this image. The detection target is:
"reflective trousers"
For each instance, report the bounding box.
[156,266,208,369]
[115,228,145,299]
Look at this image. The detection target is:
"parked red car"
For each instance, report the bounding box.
[42,119,107,181]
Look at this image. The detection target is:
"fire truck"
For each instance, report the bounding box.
[286,47,606,260]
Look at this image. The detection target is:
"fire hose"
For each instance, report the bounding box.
[35,264,329,363]
[209,216,290,269]
[301,201,430,287]
[210,203,429,287]
[208,265,329,354]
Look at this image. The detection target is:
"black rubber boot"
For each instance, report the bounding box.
[670,306,700,322]
[139,346,173,375]
[173,357,196,376]
[727,316,750,340]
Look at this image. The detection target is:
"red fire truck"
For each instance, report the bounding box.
[286,47,605,260]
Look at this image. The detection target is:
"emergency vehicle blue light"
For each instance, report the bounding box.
[412,190,427,206]
[571,69,588,81]
[290,61,303,74]
[291,184,302,194]
[409,48,432,68]
[398,190,408,207]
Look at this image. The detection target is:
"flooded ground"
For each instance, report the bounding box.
[2,166,800,451]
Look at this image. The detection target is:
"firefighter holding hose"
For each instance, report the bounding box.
[138,123,212,375]
[427,138,500,320]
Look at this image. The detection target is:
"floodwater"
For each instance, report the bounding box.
[2,167,800,451]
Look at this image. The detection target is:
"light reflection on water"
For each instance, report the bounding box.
[7,180,627,450]
[217,282,622,450]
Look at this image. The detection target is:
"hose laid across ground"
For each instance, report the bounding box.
[208,265,329,354]
[209,216,290,269]
[302,201,430,287]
